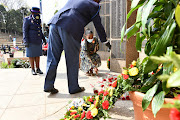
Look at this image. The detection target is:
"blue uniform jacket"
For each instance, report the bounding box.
[23,15,45,45]
[48,0,107,43]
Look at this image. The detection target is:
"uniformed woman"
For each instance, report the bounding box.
[23,7,46,75]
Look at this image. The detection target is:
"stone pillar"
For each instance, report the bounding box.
[125,0,139,67]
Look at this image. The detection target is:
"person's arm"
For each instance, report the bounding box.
[23,18,29,47]
[92,14,111,49]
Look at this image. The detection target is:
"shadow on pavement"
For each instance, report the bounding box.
[47,92,94,99]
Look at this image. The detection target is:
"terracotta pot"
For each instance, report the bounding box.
[129,91,174,120]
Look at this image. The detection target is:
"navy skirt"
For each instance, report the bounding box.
[26,43,42,57]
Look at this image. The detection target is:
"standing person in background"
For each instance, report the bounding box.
[44,0,111,94]
[13,37,16,47]
[9,35,12,42]
[23,7,47,75]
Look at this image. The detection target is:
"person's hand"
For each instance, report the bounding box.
[105,42,111,50]
[25,43,29,48]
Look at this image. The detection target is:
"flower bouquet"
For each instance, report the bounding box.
[61,75,124,120]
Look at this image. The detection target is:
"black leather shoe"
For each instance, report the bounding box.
[44,88,59,94]
[70,87,85,94]
[36,68,43,74]
[32,69,37,75]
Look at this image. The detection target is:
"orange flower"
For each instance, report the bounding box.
[112,80,117,88]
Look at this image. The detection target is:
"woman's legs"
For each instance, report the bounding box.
[35,56,43,74]
[29,57,35,70]
[35,57,40,69]
[29,57,37,75]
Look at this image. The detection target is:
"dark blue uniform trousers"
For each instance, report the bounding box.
[44,24,81,93]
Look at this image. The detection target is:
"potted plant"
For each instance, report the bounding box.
[120,0,180,119]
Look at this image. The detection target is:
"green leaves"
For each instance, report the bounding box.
[151,21,176,56]
[142,82,160,111]
[131,0,141,9]
[167,70,180,88]
[142,0,158,35]
[142,57,158,74]
[152,91,165,117]
[136,32,146,52]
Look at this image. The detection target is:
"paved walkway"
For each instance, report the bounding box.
[0,52,134,120]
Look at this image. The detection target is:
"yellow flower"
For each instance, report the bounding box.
[129,67,139,76]
[132,60,137,66]
[78,107,83,112]
[71,106,75,110]
[174,67,178,72]
[70,114,75,119]
[122,70,128,75]
[70,110,77,113]
[88,104,95,110]
[109,87,114,97]
[82,103,87,107]
[94,96,99,107]
[91,108,98,117]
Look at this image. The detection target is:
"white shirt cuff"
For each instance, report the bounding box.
[103,41,109,44]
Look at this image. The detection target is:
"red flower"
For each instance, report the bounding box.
[121,97,126,100]
[126,96,130,100]
[74,114,80,118]
[98,90,104,95]
[112,80,117,88]
[103,90,109,96]
[94,90,98,94]
[102,96,105,100]
[103,79,106,81]
[109,80,112,82]
[101,85,104,88]
[169,108,180,120]
[70,111,77,115]
[86,111,93,119]
[152,72,154,75]
[174,95,180,100]
[88,98,93,102]
[130,64,134,68]
[94,100,96,105]
[108,84,112,86]
[80,111,86,120]
[114,78,117,80]
[123,74,129,80]
[102,100,109,110]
